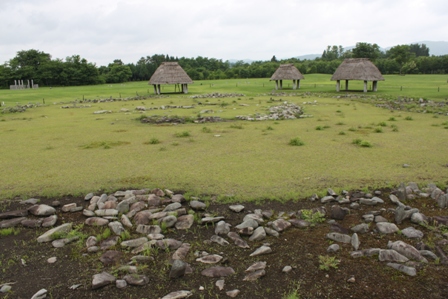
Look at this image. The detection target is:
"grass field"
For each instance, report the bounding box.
[1,75,447,201]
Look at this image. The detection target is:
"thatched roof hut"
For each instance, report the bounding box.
[270,64,304,90]
[331,58,384,92]
[148,62,193,94]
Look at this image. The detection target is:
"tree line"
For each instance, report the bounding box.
[1,43,447,89]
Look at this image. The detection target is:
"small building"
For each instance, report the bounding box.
[148,62,193,94]
[331,58,384,92]
[270,64,304,90]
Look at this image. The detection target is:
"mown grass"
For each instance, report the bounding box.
[0,76,447,201]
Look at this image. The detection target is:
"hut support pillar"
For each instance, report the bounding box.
[373,81,378,91]
[292,80,296,90]
[297,80,301,89]
[182,84,188,94]
[153,85,158,94]
[345,80,349,91]
[336,80,340,92]
[275,80,279,90]
[279,80,283,90]
[363,81,367,93]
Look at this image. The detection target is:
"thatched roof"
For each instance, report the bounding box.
[148,62,193,85]
[270,64,304,81]
[331,58,384,81]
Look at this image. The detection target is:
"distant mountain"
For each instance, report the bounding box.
[405,41,448,56]
[295,54,321,60]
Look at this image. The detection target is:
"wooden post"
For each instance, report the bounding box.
[279,80,283,90]
[363,81,367,93]
[153,85,157,94]
[297,80,301,89]
[336,80,340,92]
[345,80,349,91]
[275,80,278,90]
[292,80,296,90]
[373,81,378,92]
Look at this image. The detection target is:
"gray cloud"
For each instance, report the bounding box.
[0,0,447,66]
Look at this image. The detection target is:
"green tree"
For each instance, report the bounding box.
[352,42,382,60]
[409,43,429,57]
[387,45,413,74]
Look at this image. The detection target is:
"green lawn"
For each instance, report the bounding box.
[0,75,447,201]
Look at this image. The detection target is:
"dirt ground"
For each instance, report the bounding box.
[1,188,448,299]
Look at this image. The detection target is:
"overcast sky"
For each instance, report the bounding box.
[1,0,447,66]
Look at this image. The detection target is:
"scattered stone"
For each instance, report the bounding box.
[20,198,40,205]
[47,257,57,264]
[52,236,79,248]
[201,216,225,224]
[228,232,250,248]
[99,250,122,266]
[210,235,230,246]
[116,279,127,289]
[351,233,360,250]
[161,290,193,299]
[175,214,194,230]
[196,254,223,264]
[215,221,232,235]
[326,232,351,243]
[226,289,240,297]
[229,205,245,212]
[85,217,109,226]
[351,223,369,234]
[401,227,424,239]
[282,265,293,273]
[378,250,409,263]
[387,263,416,276]
[124,274,149,286]
[216,279,225,290]
[92,272,116,289]
[170,259,187,279]
[376,222,399,234]
[190,200,207,210]
[30,289,47,299]
[330,205,348,220]
[37,223,72,243]
[249,227,266,242]
[28,204,56,216]
[387,240,428,263]
[249,245,272,257]
[243,269,265,281]
[271,218,291,232]
[327,244,340,253]
[121,237,149,248]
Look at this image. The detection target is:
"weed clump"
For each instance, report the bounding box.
[289,137,305,146]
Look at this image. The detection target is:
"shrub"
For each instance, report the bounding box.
[374,128,383,133]
[318,255,340,271]
[404,116,413,121]
[144,138,160,145]
[230,124,243,129]
[175,131,190,138]
[338,131,346,135]
[388,117,396,121]
[202,127,212,133]
[360,140,372,147]
[301,209,325,224]
[315,126,323,131]
[377,121,387,127]
[289,137,305,146]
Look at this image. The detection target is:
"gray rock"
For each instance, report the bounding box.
[245,261,266,272]
[249,245,272,257]
[243,269,265,281]
[330,205,348,220]
[216,279,225,290]
[201,216,225,224]
[171,194,185,203]
[155,239,182,250]
[437,194,448,208]
[116,200,130,214]
[351,223,369,234]
[108,221,125,235]
[371,197,384,204]
[190,200,207,210]
[420,250,438,260]
[21,198,40,205]
[282,266,293,273]
[196,254,223,264]
[376,222,399,234]
[362,214,375,222]
[161,290,193,299]
[249,227,266,242]
[227,232,250,248]
[264,227,280,237]
[326,232,351,243]
[351,233,360,250]
[0,209,28,219]
[237,226,254,236]
[121,214,133,228]
[359,198,378,206]
[121,237,148,248]
[226,290,240,298]
[37,223,72,243]
[236,219,258,230]
[172,243,191,260]
[29,204,56,216]
[92,272,116,289]
[215,221,231,235]
[116,279,127,289]
[30,289,47,299]
[52,236,79,248]
[229,205,245,212]
[411,212,427,224]
[363,248,381,256]
[94,209,118,217]
[387,240,428,263]
[164,202,182,212]
[210,235,230,246]
[201,266,235,277]
[389,194,401,205]
[100,236,119,250]
[161,215,177,228]
[379,249,409,263]
[431,188,444,200]
[41,215,57,227]
[243,214,264,224]
[136,224,161,235]
[374,216,388,223]
[124,274,149,286]
[327,244,340,253]
[149,211,168,220]
[401,227,424,239]
[170,259,187,279]
[21,218,42,228]
[289,219,311,228]
[321,196,335,203]
[271,218,291,232]
[387,263,416,276]
[85,217,109,226]
[134,210,152,225]
[175,214,194,230]
[1,285,12,293]
[350,251,364,258]
[83,209,95,217]
[86,236,98,248]
[148,233,164,240]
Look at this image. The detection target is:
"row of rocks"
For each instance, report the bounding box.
[235,101,307,121]
[190,93,245,99]
[1,182,447,298]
